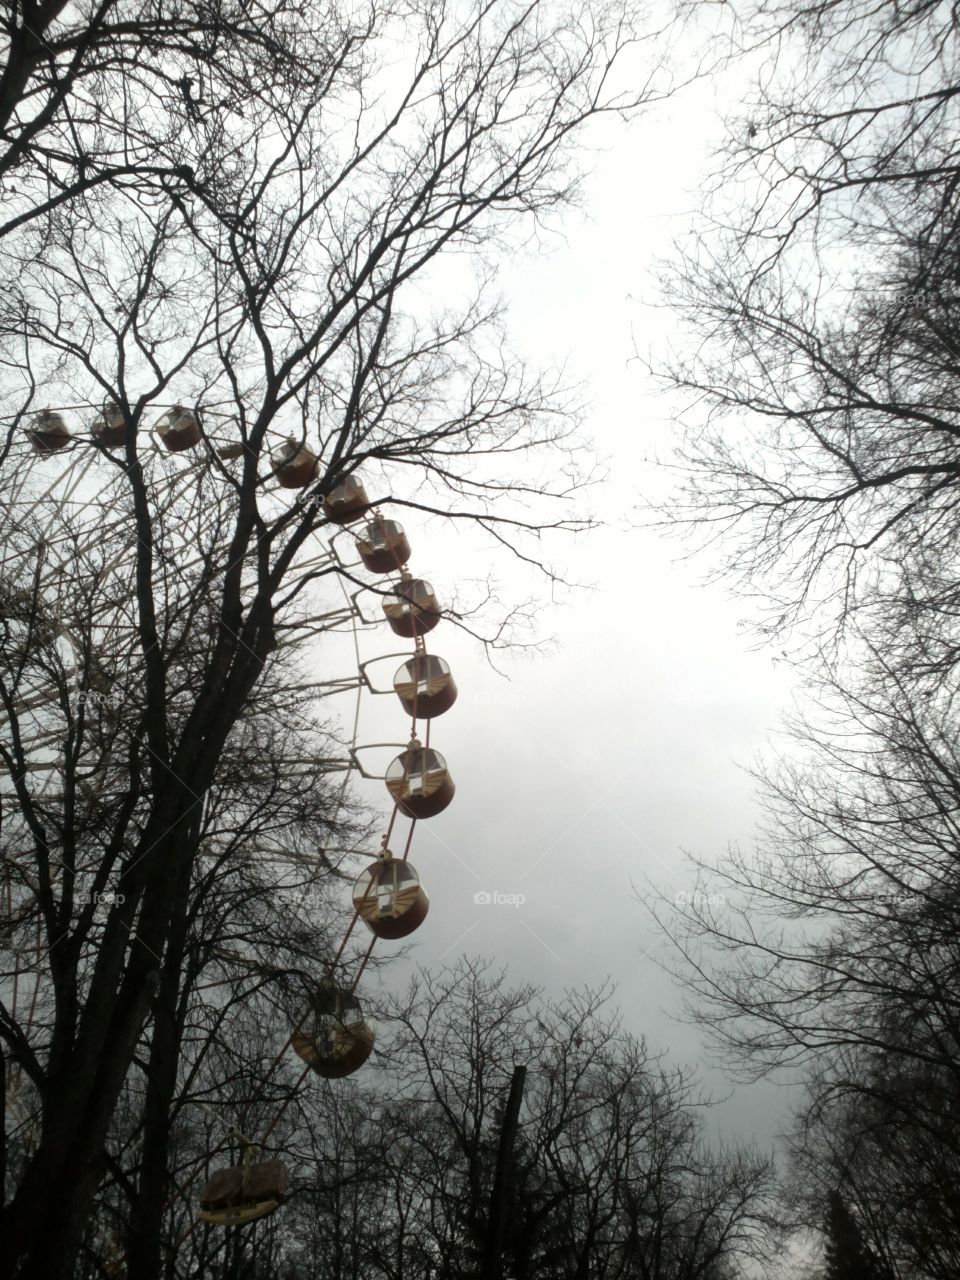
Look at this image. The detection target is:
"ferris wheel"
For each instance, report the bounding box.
[193,473,461,1233]
[0,401,463,1244]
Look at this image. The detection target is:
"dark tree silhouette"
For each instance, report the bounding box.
[822,1189,884,1280]
[648,0,960,677]
[639,0,960,1271]
[0,3,678,1276]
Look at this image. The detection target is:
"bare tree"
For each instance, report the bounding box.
[648,0,960,670]
[0,509,370,1277]
[372,957,779,1280]
[0,0,353,238]
[641,1,960,1266]
[784,1028,960,1280]
[52,955,777,1279]
[647,648,960,1273]
[0,3,677,1276]
[650,652,960,1075]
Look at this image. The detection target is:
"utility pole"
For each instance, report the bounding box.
[482,1064,526,1280]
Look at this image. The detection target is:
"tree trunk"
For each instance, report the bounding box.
[482,1065,526,1280]
[0,801,201,1278]
[125,854,195,1280]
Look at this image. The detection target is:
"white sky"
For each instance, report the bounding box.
[316,57,806,1167]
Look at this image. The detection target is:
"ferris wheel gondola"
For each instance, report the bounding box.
[352,854,430,939]
[382,575,442,637]
[322,473,370,524]
[271,436,319,488]
[26,411,70,454]
[91,402,128,448]
[354,516,411,574]
[290,979,376,1079]
[199,1135,289,1226]
[155,405,202,452]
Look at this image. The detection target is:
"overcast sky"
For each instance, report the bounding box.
[315,53,807,1170]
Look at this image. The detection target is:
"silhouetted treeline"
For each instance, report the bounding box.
[652,0,960,1272]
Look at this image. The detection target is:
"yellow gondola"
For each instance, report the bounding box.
[199,1137,289,1226]
[291,979,374,1078]
[385,740,455,818]
[352,854,429,939]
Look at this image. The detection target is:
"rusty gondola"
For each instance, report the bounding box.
[291,980,374,1078]
[91,403,127,449]
[272,436,319,489]
[385,740,455,819]
[156,405,201,453]
[382,577,442,637]
[27,410,71,454]
[352,854,429,939]
[355,518,411,574]
[323,474,369,524]
[393,654,457,718]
